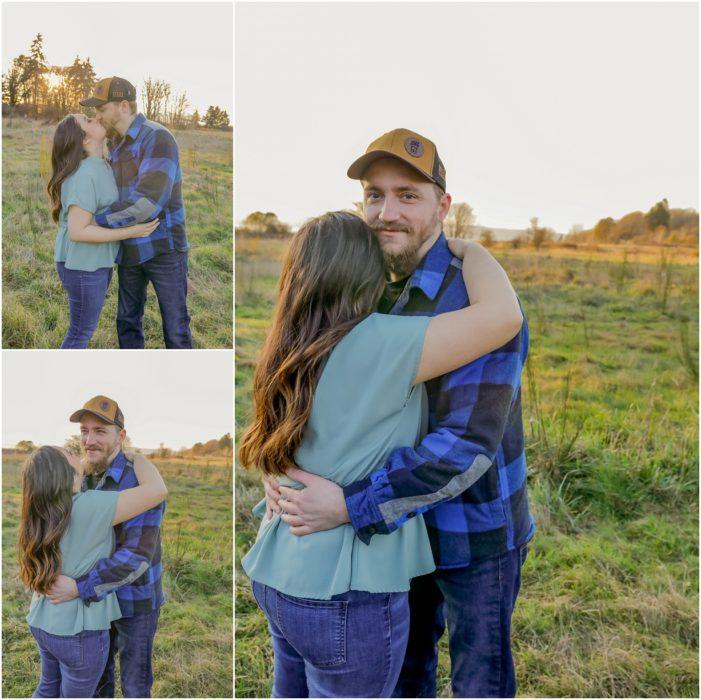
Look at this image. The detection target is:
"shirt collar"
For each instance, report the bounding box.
[405,232,453,302]
[105,450,128,483]
[124,113,146,143]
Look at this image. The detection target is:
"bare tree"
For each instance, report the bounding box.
[444,202,475,239]
[168,91,189,129]
[141,77,171,122]
[526,216,555,250]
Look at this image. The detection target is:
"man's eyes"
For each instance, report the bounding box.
[365,192,382,200]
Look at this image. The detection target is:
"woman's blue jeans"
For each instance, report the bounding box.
[252,581,409,698]
[56,263,112,349]
[29,626,109,698]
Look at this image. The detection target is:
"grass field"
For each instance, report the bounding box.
[2,453,233,697]
[1,117,232,348]
[235,235,699,697]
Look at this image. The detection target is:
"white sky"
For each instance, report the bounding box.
[235,2,699,232]
[2,2,233,116]
[2,352,233,449]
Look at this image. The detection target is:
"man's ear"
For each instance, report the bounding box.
[119,428,127,442]
[438,192,452,223]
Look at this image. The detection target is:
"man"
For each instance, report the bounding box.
[266,128,535,697]
[80,77,192,348]
[47,395,166,698]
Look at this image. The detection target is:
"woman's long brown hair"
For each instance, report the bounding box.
[239,211,387,476]
[18,446,75,594]
[47,114,87,223]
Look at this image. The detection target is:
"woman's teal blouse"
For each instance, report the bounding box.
[242,313,436,600]
[53,156,119,272]
[27,490,121,635]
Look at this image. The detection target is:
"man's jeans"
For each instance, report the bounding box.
[56,263,112,349]
[94,609,160,699]
[252,581,409,698]
[117,250,192,348]
[393,544,528,699]
[30,626,109,698]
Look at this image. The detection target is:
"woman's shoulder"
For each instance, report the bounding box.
[63,157,102,187]
[71,489,117,515]
[329,313,429,370]
[348,313,429,341]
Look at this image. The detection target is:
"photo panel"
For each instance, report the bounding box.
[2,350,234,697]
[2,2,233,349]
[234,3,698,698]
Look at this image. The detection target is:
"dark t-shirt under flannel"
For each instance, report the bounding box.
[344,234,535,568]
[76,451,165,617]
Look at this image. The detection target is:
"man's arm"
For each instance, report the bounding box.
[344,330,524,543]
[278,327,525,541]
[95,129,178,229]
[49,502,164,605]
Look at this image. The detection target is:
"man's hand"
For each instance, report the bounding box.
[263,475,282,519]
[279,468,349,536]
[46,575,79,604]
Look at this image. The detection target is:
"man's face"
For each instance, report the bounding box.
[79,414,124,472]
[94,102,123,139]
[362,158,451,278]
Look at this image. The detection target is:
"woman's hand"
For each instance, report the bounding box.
[123,219,160,239]
[446,237,471,260]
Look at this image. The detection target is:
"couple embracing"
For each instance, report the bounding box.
[241,129,535,698]
[18,396,166,697]
[48,76,192,349]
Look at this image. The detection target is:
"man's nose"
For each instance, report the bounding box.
[380,197,399,222]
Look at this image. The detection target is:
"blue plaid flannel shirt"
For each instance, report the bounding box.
[76,451,166,617]
[95,113,189,266]
[344,234,535,568]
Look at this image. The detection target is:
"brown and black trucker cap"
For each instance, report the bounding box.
[80,77,136,108]
[70,395,125,429]
[347,128,447,192]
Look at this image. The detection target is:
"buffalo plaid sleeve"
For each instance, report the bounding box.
[94,129,178,228]
[75,501,164,604]
[343,329,525,545]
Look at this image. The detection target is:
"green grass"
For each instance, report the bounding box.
[2,118,232,348]
[234,236,699,697]
[2,455,233,697]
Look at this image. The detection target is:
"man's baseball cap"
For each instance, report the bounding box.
[69,395,125,429]
[80,77,136,108]
[347,128,447,192]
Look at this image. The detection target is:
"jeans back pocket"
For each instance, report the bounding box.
[275,592,347,668]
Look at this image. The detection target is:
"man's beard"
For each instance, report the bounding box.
[82,444,118,474]
[102,120,120,140]
[372,216,439,279]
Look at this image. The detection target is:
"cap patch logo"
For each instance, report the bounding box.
[100,401,110,411]
[404,138,424,158]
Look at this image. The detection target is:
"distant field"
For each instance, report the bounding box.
[2,117,233,348]
[2,454,233,698]
[235,235,698,697]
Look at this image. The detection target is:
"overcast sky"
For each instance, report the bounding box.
[2,2,233,116]
[236,2,698,232]
[2,352,233,449]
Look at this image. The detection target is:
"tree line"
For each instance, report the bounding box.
[12,432,233,458]
[238,197,698,251]
[2,33,231,130]
[566,199,698,247]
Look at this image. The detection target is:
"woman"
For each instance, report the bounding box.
[47,114,159,348]
[239,212,523,697]
[19,446,167,697]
